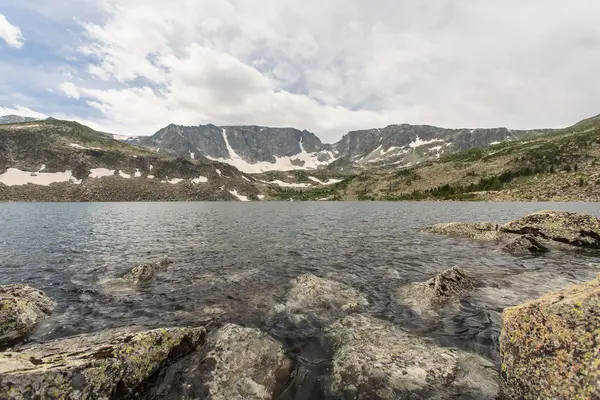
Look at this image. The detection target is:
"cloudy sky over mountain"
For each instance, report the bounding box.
[0,0,599,140]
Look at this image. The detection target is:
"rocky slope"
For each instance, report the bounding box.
[129,124,337,173]
[268,114,600,201]
[0,119,262,202]
[127,121,553,173]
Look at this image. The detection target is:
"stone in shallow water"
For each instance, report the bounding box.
[502,234,549,256]
[500,210,600,249]
[0,326,205,399]
[0,284,55,346]
[156,324,292,400]
[122,256,172,285]
[500,275,600,399]
[327,314,500,400]
[271,274,368,325]
[396,267,473,318]
[423,221,500,241]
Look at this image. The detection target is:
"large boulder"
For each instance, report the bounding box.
[500,210,600,249]
[502,234,549,256]
[271,274,368,325]
[0,326,205,399]
[122,256,172,285]
[422,221,501,241]
[500,274,600,399]
[154,324,293,400]
[0,285,55,346]
[396,267,473,318]
[327,315,500,399]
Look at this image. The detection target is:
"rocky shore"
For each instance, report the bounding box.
[1,211,599,399]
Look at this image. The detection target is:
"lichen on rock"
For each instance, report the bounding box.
[270,274,368,325]
[0,284,55,346]
[502,234,549,256]
[500,210,600,249]
[500,275,600,399]
[122,256,173,285]
[327,314,500,399]
[158,324,293,400]
[396,267,473,318]
[0,326,206,399]
[422,221,501,241]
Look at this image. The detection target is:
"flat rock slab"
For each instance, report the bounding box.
[0,326,205,399]
[327,314,500,399]
[0,285,55,346]
[500,274,600,399]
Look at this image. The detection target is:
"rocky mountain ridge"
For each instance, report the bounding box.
[266,114,600,201]
[125,121,554,173]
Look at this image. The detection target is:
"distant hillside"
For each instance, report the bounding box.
[266,114,600,201]
[0,115,39,124]
[0,120,262,202]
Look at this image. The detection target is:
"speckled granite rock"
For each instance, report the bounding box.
[270,274,368,325]
[327,314,500,399]
[500,275,600,399]
[122,257,172,285]
[422,221,501,241]
[0,326,205,399]
[500,210,600,249]
[396,267,473,318]
[502,234,549,256]
[156,324,293,400]
[0,285,55,346]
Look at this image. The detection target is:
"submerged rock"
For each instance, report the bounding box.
[500,210,600,249]
[122,256,172,285]
[271,274,368,325]
[423,221,500,241]
[0,285,55,346]
[396,267,473,318]
[156,324,292,400]
[0,326,205,399]
[500,275,600,399]
[502,234,549,256]
[327,314,500,399]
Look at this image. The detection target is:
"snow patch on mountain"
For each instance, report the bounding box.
[0,169,81,186]
[205,128,336,173]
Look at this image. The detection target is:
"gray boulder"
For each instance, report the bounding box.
[500,210,600,249]
[502,234,549,256]
[423,221,501,241]
[122,257,172,285]
[0,326,206,399]
[156,324,293,400]
[396,267,473,318]
[327,314,500,399]
[270,274,368,325]
[0,285,55,346]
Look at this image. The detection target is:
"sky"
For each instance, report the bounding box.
[0,1,599,142]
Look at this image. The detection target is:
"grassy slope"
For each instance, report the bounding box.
[268,115,600,201]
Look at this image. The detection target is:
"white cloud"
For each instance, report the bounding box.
[0,14,24,48]
[7,1,600,140]
[59,81,80,99]
[0,105,46,119]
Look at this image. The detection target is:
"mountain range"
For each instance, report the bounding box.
[124,123,554,173]
[0,113,597,202]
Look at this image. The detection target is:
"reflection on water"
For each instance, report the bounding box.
[1,201,599,392]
